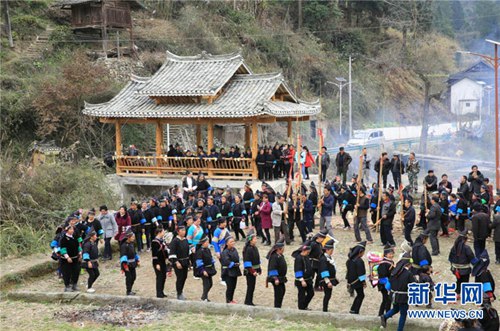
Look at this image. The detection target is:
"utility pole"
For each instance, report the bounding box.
[348,56,353,140]
[458,39,499,194]
[327,78,349,138]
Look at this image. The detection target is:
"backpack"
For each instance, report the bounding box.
[367,251,386,287]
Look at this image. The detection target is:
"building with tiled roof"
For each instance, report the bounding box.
[83,50,321,179]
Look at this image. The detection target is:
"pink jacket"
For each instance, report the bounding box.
[259,201,272,229]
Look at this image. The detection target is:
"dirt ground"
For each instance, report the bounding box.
[0,300,372,330]
[14,212,499,317]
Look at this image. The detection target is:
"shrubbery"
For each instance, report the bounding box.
[0,156,119,257]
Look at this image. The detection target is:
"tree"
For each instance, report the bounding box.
[2,0,14,48]
[33,52,113,148]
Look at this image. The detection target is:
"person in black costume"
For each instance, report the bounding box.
[377,248,395,317]
[195,236,217,301]
[266,239,287,308]
[319,239,338,312]
[346,241,367,314]
[472,250,496,301]
[256,149,266,180]
[380,253,416,331]
[411,231,432,275]
[60,225,82,292]
[82,230,99,293]
[309,230,327,291]
[265,148,275,181]
[120,229,140,295]
[169,225,190,300]
[449,230,475,296]
[243,230,262,306]
[221,236,242,303]
[292,243,315,310]
[151,226,171,298]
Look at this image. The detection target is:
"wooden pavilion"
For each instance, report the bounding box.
[83,50,321,179]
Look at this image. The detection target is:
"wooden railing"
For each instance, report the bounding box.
[115,156,254,179]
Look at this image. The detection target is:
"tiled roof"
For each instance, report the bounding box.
[135,51,252,97]
[84,73,320,119]
[447,60,495,85]
[59,0,144,9]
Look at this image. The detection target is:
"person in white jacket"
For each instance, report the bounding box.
[272,195,291,245]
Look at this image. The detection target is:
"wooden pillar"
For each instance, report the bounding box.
[196,124,202,148]
[101,3,107,55]
[287,118,293,143]
[155,121,163,175]
[245,124,251,148]
[115,121,122,174]
[207,121,214,152]
[207,121,214,177]
[251,122,258,178]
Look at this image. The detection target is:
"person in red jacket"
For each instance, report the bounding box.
[303,146,315,180]
[115,206,132,241]
[257,193,272,246]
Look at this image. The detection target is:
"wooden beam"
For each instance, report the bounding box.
[251,122,258,179]
[196,124,202,147]
[115,121,122,174]
[287,119,292,143]
[245,124,251,148]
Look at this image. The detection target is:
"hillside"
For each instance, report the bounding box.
[2,0,499,153]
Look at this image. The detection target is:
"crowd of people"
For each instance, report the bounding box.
[50,148,500,331]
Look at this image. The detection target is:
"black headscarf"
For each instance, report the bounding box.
[391,252,412,277]
[452,230,468,257]
[348,241,366,260]
[266,238,285,259]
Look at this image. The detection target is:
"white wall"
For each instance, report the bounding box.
[450,78,482,115]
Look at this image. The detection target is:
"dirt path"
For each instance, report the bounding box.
[16,213,499,317]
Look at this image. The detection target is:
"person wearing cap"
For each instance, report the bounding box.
[377,248,395,317]
[472,250,496,301]
[403,198,416,246]
[346,241,367,314]
[266,239,288,308]
[390,154,405,190]
[411,231,432,275]
[335,147,352,185]
[128,201,145,252]
[318,186,335,237]
[425,196,442,255]
[292,243,314,310]
[96,205,118,260]
[169,225,190,300]
[354,187,373,243]
[405,152,420,194]
[194,236,217,302]
[318,239,338,312]
[221,237,241,303]
[468,165,485,195]
[120,230,140,295]
[449,230,475,297]
[272,194,291,245]
[380,253,416,331]
[151,226,170,298]
[257,193,272,246]
[82,230,99,293]
[374,152,391,189]
[243,230,261,306]
[310,231,327,291]
[471,202,490,257]
[60,225,82,292]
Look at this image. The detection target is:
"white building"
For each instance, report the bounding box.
[447,60,495,116]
